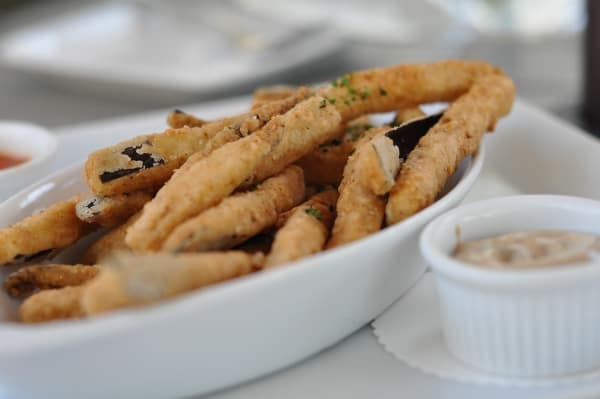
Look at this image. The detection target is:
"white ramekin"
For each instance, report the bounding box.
[0,121,57,201]
[420,195,600,378]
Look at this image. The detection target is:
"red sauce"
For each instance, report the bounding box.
[0,152,28,170]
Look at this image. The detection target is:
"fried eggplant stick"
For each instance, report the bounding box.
[166,109,207,129]
[163,165,305,252]
[75,191,153,227]
[81,251,264,315]
[243,96,343,186]
[5,264,98,298]
[385,74,516,224]
[81,212,141,264]
[318,59,501,122]
[20,286,86,323]
[327,128,401,248]
[296,117,373,186]
[127,96,340,251]
[393,106,426,125]
[0,196,94,266]
[265,188,338,267]
[201,87,311,156]
[126,134,272,251]
[85,89,310,196]
[251,85,298,110]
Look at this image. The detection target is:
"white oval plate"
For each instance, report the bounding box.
[0,144,483,399]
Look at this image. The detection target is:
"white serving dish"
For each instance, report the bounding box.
[0,142,483,398]
[0,121,57,202]
[0,3,341,100]
[420,195,600,378]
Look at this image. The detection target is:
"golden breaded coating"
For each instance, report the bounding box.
[202,87,311,155]
[295,116,374,185]
[318,60,501,122]
[0,196,93,266]
[126,134,272,251]
[244,96,343,186]
[20,286,85,323]
[327,128,400,248]
[251,85,298,110]
[75,190,153,227]
[5,264,98,298]
[385,74,516,224]
[85,89,310,197]
[84,122,234,196]
[81,212,140,264]
[163,166,305,252]
[265,188,338,267]
[166,109,207,129]
[81,251,264,315]
[361,134,401,196]
[393,106,426,125]
[295,142,353,186]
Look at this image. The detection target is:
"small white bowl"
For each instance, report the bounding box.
[420,195,600,378]
[0,121,57,201]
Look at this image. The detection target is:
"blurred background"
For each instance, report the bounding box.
[0,0,594,135]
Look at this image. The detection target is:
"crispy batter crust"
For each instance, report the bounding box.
[85,89,310,197]
[251,85,298,110]
[0,196,93,266]
[202,87,311,155]
[244,96,343,186]
[81,212,140,264]
[319,60,501,122]
[265,189,338,267]
[75,191,153,227]
[393,106,426,125]
[81,251,264,315]
[84,123,234,195]
[163,166,305,252]
[327,128,399,248]
[20,286,86,323]
[5,264,98,298]
[166,109,207,129]
[385,74,516,224]
[126,134,272,251]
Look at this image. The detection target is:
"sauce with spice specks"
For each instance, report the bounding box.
[454,230,600,268]
[0,152,28,170]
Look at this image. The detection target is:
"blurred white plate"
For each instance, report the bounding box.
[0,3,342,100]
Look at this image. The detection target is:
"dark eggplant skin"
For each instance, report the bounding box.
[99,144,165,183]
[386,112,443,159]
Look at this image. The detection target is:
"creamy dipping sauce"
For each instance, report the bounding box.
[454,230,600,268]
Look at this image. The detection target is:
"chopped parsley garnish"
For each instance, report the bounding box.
[379,87,388,96]
[327,97,336,105]
[319,99,327,108]
[305,206,323,221]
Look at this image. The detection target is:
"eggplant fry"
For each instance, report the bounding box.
[0,196,94,266]
[163,166,305,252]
[385,74,515,224]
[265,188,338,267]
[75,191,153,227]
[5,264,98,298]
[327,128,400,248]
[166,109,207,129]
[81,251,264,315]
